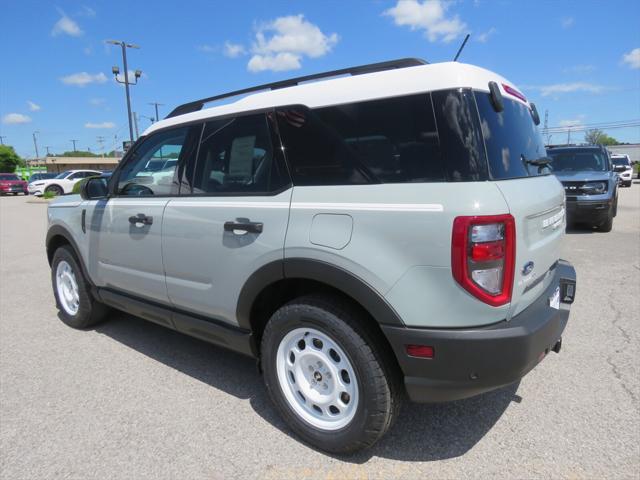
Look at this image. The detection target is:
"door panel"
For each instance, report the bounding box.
[92,198,170,303]
[162,191,292,325]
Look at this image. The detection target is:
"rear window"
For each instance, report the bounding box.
[548,149,609,172]
[474,91,549,179]
[611,156,630,166]
[277,94,446,186]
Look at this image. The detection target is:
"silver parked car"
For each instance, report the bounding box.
[46,58,576,453]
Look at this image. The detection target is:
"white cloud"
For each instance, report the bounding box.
[622,48,640,69]
[248,14,338,72]
[562,64,595,74]
[197,44,217,53]
[27,101,41,111]
[476,27,496,43]
[80,6,96,17]
[558,116,585,127]
[2,113,32,124]
[527,82,605,97]
[52,11,83,37]
[224,41,247,58]
[89,97,106,106]
[85,122,115,129]
[60,72,108,87]
[561,17,574,29]
[383,0,466,43]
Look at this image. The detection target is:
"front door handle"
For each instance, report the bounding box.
[129,213,153,226]
[224,221,263,234]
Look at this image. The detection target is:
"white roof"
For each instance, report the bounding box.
[144,61,522,136]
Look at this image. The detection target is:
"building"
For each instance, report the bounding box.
[607,144,640,163]
[42,156,121,173]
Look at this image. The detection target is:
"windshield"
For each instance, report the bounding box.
[474,91,549,179]
[0,174,20,181]
[54,170,73,179]
[547,149,609,172]
[611,157,630,166]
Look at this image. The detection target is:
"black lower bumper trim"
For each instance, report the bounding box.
[382,260,576,403]
[565,200,612,223]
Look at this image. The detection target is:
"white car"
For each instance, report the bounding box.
[611,154,633,187]
[28,170,102,196]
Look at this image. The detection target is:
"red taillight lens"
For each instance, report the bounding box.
[451,214,515,307]
[406,345,434,359]
[502,83,527,103]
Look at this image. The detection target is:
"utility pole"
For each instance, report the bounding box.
[45,146,52,156]
[0,135,6,145]
[96,136,105,157]
[148,102,164,122]
[107,40,141,143]
[70,139,78,152]
[32,131,40,159]
[567,128,571,145]
[543,109,550,145]
[133,111,140,139]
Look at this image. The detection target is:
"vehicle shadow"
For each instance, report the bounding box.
[565,224,595,235]
[95,311,520,462]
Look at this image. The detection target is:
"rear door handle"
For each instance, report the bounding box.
[129,213,153,226]
[224,221,263,234]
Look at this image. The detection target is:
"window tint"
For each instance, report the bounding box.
[547,149,609,172]
[117,127,194,196]
[474,91,549,179]
[189,113,288,194]
[277,94,445,186]
[431,89,487,181]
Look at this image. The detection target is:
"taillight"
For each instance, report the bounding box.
[451,214,515,307]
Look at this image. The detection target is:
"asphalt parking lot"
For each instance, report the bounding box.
[1,185,638,480]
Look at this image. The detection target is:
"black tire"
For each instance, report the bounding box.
[261,294,402,454]
[51,245,109,329]
[598,214,613,232]
[46,184,64,196]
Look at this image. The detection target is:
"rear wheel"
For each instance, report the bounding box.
[261,295,401,453]
[45,184,64,196]
[51,245,109,328]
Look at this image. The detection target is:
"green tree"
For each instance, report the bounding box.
[51,150,99,157]
[0,145,24,173]
[584,129,619,146]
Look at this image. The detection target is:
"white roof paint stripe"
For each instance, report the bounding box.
[144,62,519,136]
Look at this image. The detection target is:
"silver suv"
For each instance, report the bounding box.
[46,58,576,453]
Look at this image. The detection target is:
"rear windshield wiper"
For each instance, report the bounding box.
[521,155,552,166]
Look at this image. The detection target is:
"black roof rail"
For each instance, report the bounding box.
[165,57,428,119]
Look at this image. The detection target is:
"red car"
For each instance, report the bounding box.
[0,173,28,195]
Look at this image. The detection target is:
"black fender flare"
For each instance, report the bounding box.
[236,257,405,330]
[46,224,95,288]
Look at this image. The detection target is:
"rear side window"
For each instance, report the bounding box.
[474,91,549,179]
[277,94,446,186]
[188,113,289,195]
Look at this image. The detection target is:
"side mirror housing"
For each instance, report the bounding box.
[80,177,109,200]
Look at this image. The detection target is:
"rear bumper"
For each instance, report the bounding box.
[382,260,576,403]
[565,198,612,223]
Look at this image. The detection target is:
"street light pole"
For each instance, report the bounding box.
[32,131,40,159]
[70,139,78,152]
[148,102,164,122]
[107,40,141,143]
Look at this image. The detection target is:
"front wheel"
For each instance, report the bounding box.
[51,245,109,328]
[45,184,64,196]
[261,295,401,453]
[598,214,614,232]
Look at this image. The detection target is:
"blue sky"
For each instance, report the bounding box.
[1,0,639,158]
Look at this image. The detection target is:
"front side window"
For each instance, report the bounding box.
[277,94,445,186]
[116,127,196,196]
[188,113,288,194]
[474,91,549,179]
[548,149,609,172]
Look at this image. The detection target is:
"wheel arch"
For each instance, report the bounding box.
[46,225,94,287]
[237,258,405,355]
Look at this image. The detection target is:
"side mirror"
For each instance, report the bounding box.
[80,177,109,200]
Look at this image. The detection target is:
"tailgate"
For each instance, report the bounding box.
[495,175,566,317]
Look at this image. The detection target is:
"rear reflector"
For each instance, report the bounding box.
[406,345,434,359]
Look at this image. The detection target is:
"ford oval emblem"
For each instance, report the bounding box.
[522,261,535,276]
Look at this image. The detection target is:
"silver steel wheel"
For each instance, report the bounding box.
[276,327,359,431]
[56,260,80,316]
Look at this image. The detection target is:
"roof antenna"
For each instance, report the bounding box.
[453,34,470,62]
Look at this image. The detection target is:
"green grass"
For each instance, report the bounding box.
[43,191,56,200]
